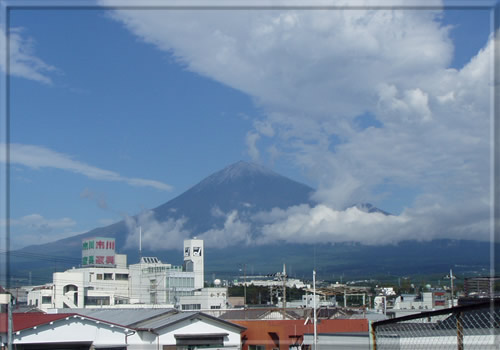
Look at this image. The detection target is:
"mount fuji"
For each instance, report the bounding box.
[10,161,491,283]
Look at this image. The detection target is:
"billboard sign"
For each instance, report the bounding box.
[82,237,116,267]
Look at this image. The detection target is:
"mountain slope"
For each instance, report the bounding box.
[152,161,316,233]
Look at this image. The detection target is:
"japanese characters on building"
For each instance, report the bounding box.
[82,237,116,267]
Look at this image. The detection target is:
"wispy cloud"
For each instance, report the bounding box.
[0,27,56,84]
[81,188,108,209]
[3,213,79,249]
[0,143,172,191]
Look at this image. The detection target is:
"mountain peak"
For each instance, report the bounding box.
[222,160,276,177]
[197,161,279,187]
[352,203,390,215]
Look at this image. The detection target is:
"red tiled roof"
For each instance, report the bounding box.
[0,313,76,332]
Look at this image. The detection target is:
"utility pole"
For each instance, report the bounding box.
[244,264,247,308]
[282,263,287,320]
[445,269,456,307]
[313,270,317,350]
[7,294,12,350]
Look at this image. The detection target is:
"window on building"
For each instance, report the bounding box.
[104,273,113,280]
[249,346,265,350]
[210,305,221,309]
[84,296,110,306]
[96,274,103,280]
[41,296,52,304]
[115,273,129,280]
[115,297,129,305]
[181,304,201,310]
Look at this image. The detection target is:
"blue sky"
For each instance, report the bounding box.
[1,1,495,249]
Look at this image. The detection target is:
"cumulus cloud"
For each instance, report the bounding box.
[98,4,492,244]
[0,143,172,191]
[0,27,56,84]
[198,210,252,248]
[253,201,490,246]
[124,210,190,251]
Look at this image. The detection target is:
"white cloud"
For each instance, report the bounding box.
[124,210,190,251]
[6,214,79,249]
[246,132,260,161]
[0,143,172,191]
[197,210,252,248]
[99,4,492,244]
[253,201,490,246]
[0,27,56,84]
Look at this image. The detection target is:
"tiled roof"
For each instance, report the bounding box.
[0,312,75,332]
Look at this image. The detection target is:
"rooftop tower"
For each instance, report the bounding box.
[183,238,204,289]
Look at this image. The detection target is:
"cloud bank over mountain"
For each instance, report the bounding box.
[116,161,491,252]
[99,3,492,247]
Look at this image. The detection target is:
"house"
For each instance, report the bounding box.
[230,319,369,350]
[0,309,246,349]
[0,312,136,350]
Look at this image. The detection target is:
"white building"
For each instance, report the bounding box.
[179,287,228,311]
[237,278,308,289]
[280,293,336,308]
[27,237,228,311]
[129,257,195,305]
[393,291,449,310]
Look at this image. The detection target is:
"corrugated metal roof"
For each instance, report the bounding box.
[67,308,175,327]
[0,312,75,332]
[134,311,198,330]
[135,311,246,332]
[219,309,270,320]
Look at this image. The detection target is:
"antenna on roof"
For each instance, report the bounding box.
[139,226,142,262]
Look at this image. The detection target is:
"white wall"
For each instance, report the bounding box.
[12,316,133,348]
[157,316,241,348]
[179,287,228,310]
[27,287,53,310]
